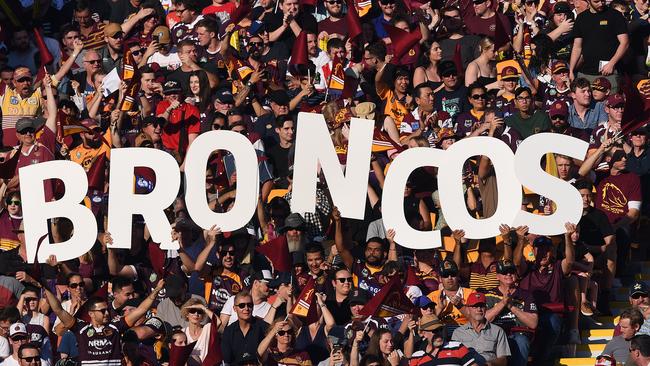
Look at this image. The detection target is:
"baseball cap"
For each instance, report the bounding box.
[349,288,368,305]
[466,292,487,307]
[164,274,186,298]
[80,118,99,129]
[253,269,273,283]
[496,259,517,274]
[501,66,519,81]
[9,323,27,339]
[152,26,171,44]
[595,354,616,366]
[104,23,123,38]
[268,90,290,105]
[163,80,182,95]
[549,101,569,118]
[606,93,625,107]
[630,281,649,297]
[551,60,569,74]
[533,236,553,247]
[553,1,572,14]
[592,77,612,92]
[15,117,45,133]
[279,213,306,233]
[215,89,235,104]
[269,272,293,288]
[414,295,434,308]
[439,260,459,277]
[439,60,457,76]
[419,314,444,331]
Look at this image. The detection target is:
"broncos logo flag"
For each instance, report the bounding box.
[289,277,320,325]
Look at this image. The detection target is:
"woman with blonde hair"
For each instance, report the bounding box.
[257,319,312,365]
[181,297,219,365]
[465,37,501,91]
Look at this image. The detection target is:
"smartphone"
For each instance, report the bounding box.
[153,34,160,43]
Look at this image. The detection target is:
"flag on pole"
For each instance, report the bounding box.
[255,235,292,272]
[120,49,141,111]
[355,0,372,16]
[359,276,416,317]
[328,56,345,91]
[345,0,363,40]
[170,341,197,366]
[86,153,107,191]
[289,277,319,325]
[383,24,422,66]
[202,315,223,366]
[289,31,309,67]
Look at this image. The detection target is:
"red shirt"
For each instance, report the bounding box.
[156,101,200,152]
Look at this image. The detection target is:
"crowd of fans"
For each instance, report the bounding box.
[0,0,649,364]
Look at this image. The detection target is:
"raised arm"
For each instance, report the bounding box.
[52,39,84,86]
[124,280,164,326]
[333,206,353,269]
[42,74,58,133]
[195,225,220,273]
[561,223,577,276]
[42,286,75,330]
[106,233,137,277]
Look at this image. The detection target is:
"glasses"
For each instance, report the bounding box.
[6,200,20,206]
[442,73,457,78]
[610,105,625,110]
[236,302,253,309]
[441,272,458,278]
[632,293,648,299]
[84,59,101,64]
[91,308,109,313]
[473,0,487,4]
[248,42,264,47]
[188,308,204,315]
[326,0,342,3]
[68,282,82,289]
[551,116,566,121]
[111,32,124,39]
[516,95,532,101]
[20,357,40,363]
[12,337,28,342]
[176,7,187,13]
[220,250,235,257]
[16,77,32,83]
[276,330,293,336]
[336,277,353,283]
[380,0,395,4]
[18,128,35,135]
[471,94,487,100]
[499,269,517,275]
[131,49,143,56]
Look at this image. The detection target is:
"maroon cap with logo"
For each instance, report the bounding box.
[549,101,568,118]
[606,93,625,107]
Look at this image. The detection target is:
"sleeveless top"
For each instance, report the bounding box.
[295,324,329,364]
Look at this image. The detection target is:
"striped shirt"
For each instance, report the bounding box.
[468,261,499,290]
[0,88,42,147]
[409,341,476,366]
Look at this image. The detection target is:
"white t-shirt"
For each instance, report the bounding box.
[221,295,271,325]
[147,50,182,70]
[184,322,212,362]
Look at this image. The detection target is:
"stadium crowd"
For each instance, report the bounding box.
[0,0,649,364]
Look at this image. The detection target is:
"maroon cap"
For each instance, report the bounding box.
[549,101,568,118]
[501,66,519,80]
[466,292,487,307]
[551,60,569,74]
[606,93,625,107]
[592,77,612,92]
[81,118,99,129]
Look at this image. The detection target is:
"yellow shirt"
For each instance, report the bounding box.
[1,87,42,146]
[70,129,112,171]
[378,87,409,128]
[427,286,472,325]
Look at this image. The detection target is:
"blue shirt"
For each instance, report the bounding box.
[372,15,391,39]
[568,101,607,131]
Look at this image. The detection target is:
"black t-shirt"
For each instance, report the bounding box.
[110,0,139,23]
[578,207,615,247]
[435,87,470,120]
[167,63,219,96]
[268,143,291,180]
[265,11,318,54]
[573,7,628,74]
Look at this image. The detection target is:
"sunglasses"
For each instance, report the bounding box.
[499,269,517,275]
[632,293,648,299]
[188,308,204,315]
[20,357,40,363]
[212,124,224,130]
[18,128,35,135]
[220,250,235,257]
[91,308,109,313]
[85,59,101,65]
[380,0,395,4]
[440,272,458,278]
[336,277,353,283]
[551,116,566,121]
[131,49,143,56]
[6,199,20,206]
[326,0,342,3]
[12,336,28,342]
[472,0,487,4]
[421,303,436,310]
[16,77,32,83]
[25,297,38,302]
[276,330,293,336]
[471,94,487,100]
[68,282,83,289]
[111,32,124,39]
[442,73,457,78]
[248,42,264,47]
[236,302,253,309]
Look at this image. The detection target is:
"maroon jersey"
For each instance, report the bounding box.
[519,260,564,305]
[595,172,642,224]
[0,210,21,251]
[72,318,129,366]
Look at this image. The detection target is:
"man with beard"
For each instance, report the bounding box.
[485,260,538,366]
[548,100,589,141]
[194,227,248,313]
[334,207,393,296]
[452,292,510,366]
[99,23,125,73]
[427,260,472,330]
[69,118,116,171]
[318,0,348,41]
[280,213,307,253]
[404,314,477,366]
[0,67,42,147]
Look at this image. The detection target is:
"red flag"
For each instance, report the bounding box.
[405,266,423,287]
[384,24,421,65]
[229,0,250,26]
[341,75,360,99]
[359,276,416,317]
[256,235,292,272]
[346,0,363,41]
[453,43,463,79]
[289,31,309,67]
[328,56,346,91]
[372,128,403,153]
[33,27,53,66]
[355,0,372,16]
[148,240,166,278]
[170,341,197,366]
[289,277,319,325]
[86,153,107,191]
[0,148,20,179]
[201,315,223,366]
[300,0,317,6]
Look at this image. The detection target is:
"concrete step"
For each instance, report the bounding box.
[580,329,613,343]
[557,358,597,366]
[559,343,606,358]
